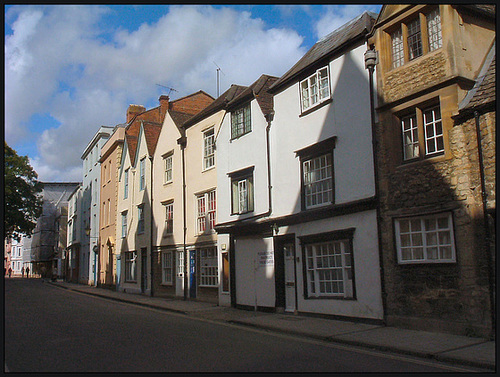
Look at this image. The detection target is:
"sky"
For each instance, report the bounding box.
[5,3,382,182]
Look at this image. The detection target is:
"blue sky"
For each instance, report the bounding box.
[5,4,381,182]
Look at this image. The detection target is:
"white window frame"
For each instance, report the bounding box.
[304,239,353,298]
[231,104,251,139]
[196,190,216,234]
[423,106,444,156]
[203,127,215,170]
[395,212,456,264]
[164,201,174,235]
[124,169,129,199]
[121,211,127,238]
[401,114,419,160]
[300,66,330,112]
[125,251,137,282]
[232,176,253,215]
[164,153,173,184]
[199,247,218,287]
[139,157,146,191]
[138,205,145,234]
[303,153,333,209]
[161,251,173,285]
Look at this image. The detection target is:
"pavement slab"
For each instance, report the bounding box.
[331,326,488,356]
[436,341,496,366]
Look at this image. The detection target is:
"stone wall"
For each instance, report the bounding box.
[383,52,447,104]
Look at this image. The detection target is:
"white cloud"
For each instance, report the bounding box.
[314,5,378,40]
[5,5,306,182]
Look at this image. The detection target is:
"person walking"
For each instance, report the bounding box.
[21,266,25,278]
[26,266,30,278]
[8,267,12,278]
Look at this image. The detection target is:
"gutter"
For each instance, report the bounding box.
[177,135,188,300]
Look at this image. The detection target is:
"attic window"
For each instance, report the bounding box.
[300,66,331,113]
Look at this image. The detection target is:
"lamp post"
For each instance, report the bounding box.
[85,226,99,287]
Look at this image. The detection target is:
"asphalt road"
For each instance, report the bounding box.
[4,278,479,373]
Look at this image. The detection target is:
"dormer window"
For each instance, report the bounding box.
[231,104,251,139]
[300,66,330,112]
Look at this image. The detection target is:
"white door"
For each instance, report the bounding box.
[175,250,185,297]
[284,243,296,313]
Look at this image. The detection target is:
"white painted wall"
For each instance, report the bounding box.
[234,236,275,309]
[271,43,375,218]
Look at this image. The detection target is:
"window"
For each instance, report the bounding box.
[125,251,137,282]
[203,128,215,170]
[407,18,422,60]
[124,169,129,199]
[391,28,404,68]
[301,230,355,299]
[197,190,216,233]
[399,103,443,161]
[231,104,251,139]
[163,153,173,184]
[395,212,456,263]
[427,8,442,51]
[121,211,127,238]
[296,137,336,210]
[164,201,173,235]
[300,66,330,112]
[389,8,442,69]
[139,158,146,191]
[162,251,173,285]
[138,205,144,234]
[107,199,111,226]
[199,247,218,287]
[402,114,419,160]
[229,167,254,215]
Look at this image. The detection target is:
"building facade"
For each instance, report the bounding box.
[368,4,495,337]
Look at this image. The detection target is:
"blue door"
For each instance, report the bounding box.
[116,255,121,290]
[189,250,196,298]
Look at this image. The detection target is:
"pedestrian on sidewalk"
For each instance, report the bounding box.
[21,266,25,278]
[8,267,12,278]
[26,266,30,278]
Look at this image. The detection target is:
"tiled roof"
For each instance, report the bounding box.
[227,74,279,117]
[459,45,496,113]
[269,11,377,93]
[183,84,248,128]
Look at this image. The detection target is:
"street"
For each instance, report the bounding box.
[4,278,482,373]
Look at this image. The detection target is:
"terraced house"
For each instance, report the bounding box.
[368,4,495,337]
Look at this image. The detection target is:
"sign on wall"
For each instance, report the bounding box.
[257,251,274,267]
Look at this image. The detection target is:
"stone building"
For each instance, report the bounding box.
[368,4,495,337]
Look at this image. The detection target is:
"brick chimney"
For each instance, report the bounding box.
[159,95,169,120]
[126,104,146,123]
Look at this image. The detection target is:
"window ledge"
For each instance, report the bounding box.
[399,153,446,169]
[202,166,215,173]
[160,283,173,286]
[230,131,251,142]
[299,98,332,117]
[304,296,356,301]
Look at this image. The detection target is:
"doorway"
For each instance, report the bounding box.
[189,250,196,298]
[275,236,296,313]
[141,248,147,293]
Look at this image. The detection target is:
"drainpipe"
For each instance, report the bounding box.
[474,110,494,337]
[365,45,387,324]
[177,135,188,300]
[149,155,154,297]
[265,111,274,216]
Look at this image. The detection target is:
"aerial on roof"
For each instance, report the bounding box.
[269,11,377,93]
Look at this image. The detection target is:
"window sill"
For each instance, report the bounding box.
[398,260,456,265]
[161,282,173,286]
[230,131,251,142]
[299,98,332,117]
[304,295,356,301]
[163,181,173,186]
[399,152,446,168]
[202,165,215,173]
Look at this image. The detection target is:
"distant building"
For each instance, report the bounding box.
[30,182,80,278]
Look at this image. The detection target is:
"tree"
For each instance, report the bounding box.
[4,142,43,241]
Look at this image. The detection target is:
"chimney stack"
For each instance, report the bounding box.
[159,95,170,120]
[127,104,146,123]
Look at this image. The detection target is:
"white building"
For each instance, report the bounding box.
[80,126,113,285]
[217,12,384,322]
[67,184,82,283]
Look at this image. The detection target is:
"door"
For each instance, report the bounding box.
[175,250,184,297]
[116,254,121,290]
[189,250,196,298]
[284,242,296,313]
[141,249,147,293]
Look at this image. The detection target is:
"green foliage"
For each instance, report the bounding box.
[4,142,43,241]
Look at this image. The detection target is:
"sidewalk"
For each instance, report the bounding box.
[48,280,495,371]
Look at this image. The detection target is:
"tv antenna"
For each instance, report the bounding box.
[156,84,178,97]
[213,61,225,97]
